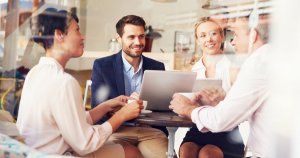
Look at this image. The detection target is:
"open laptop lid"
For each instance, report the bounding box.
[139,70,197,111]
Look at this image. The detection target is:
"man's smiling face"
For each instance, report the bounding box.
[119,24,145,58]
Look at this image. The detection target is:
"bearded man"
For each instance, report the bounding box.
[91,15,169,158]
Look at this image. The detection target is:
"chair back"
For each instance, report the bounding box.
[83,80,92,109]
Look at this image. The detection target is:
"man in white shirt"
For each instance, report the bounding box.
[17,8,144,158]
[170,14,273,157]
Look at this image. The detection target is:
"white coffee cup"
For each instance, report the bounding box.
[175,92,196,100]
[128,100,148,110]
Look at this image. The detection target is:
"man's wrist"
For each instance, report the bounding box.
[184,105,198,120]
[211,101,219,107]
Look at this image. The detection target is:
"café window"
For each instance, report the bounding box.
[3,1,294,157]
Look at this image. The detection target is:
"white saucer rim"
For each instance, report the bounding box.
[141,110,152,114]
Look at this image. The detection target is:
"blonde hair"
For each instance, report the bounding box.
[194,17,224,40]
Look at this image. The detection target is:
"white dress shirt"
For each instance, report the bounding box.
[17,57,112,156]
[191,44,274,157]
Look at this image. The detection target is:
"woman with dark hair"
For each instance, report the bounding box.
[17,8,143,158]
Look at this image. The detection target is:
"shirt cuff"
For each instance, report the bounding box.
[191,106,210,133]
[101,121,113,136]
[86,111,93,125]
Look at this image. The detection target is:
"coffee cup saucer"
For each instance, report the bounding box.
[141,110,152,114]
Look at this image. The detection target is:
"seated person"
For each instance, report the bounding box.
[91,15,169,158]
[16,8,144,158]
[170,14,272,158]
[179,17,244,158]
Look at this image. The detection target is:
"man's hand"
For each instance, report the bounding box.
[190,93,202,107]
[195,91,219,107]
[202,87,226,103]
[169,94,198,119]
[130,92,140,100]
[117,100,144,121]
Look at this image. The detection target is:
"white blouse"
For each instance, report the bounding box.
[191,55,232,93]
[17,57,112,156]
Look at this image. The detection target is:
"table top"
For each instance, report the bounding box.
[130,112,196,128]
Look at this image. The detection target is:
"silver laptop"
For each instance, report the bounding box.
[139,70,197,111]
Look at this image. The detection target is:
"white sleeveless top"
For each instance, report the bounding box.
[191,55,232,93]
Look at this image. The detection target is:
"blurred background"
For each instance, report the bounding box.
[2,0,300,157]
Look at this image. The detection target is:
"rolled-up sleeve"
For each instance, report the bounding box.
[52,78,113,156]
[191,66,269,133]
[191,106,210,132]
[86,111,93,125]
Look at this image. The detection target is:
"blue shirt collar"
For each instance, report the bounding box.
[121,52,143,73]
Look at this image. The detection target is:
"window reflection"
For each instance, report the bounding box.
[3,0,297,157]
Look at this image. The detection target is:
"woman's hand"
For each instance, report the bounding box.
[117,100,144,121]
[201,86,226,103]
[106,95,132,112]
[90,95,132,125]
[108,100,144,132]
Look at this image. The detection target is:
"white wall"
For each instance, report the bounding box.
[18,0,210,70]
[84,0,209,53]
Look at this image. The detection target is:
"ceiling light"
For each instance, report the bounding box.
[202,0,226,10]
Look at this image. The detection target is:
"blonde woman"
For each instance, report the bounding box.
[179,17,244,158]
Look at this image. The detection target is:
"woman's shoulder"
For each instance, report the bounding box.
[191,57,205,71]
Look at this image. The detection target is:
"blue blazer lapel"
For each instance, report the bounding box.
[113,50,125,95]
[142,55,148,74]
[142,55,155,74]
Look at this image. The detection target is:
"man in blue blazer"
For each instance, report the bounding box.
[91,50,165,109]
[91,15,169,158]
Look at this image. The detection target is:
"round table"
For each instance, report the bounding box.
[131,112,196,158]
